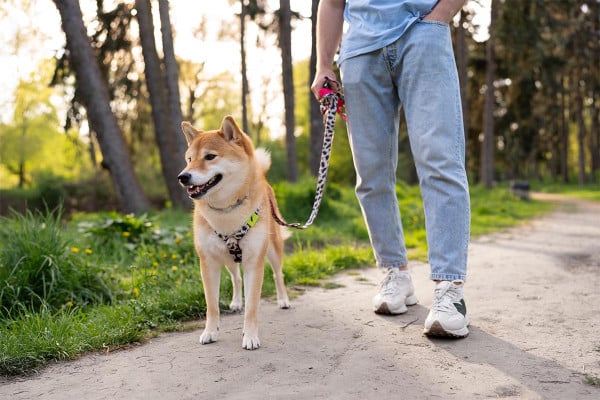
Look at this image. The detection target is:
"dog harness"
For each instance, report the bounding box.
[215,209,259,263]
[270,77,345,230]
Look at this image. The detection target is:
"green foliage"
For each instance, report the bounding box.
[0,305,146,376]
[583,374,600,387]
[273,178,369,246]
[536,182,600,203]
[0,209,113,317]
[282,244,374,287]
[470,184,554,237]
[0,61,92,189]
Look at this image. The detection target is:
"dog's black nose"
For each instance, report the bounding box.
[178,172,191,185]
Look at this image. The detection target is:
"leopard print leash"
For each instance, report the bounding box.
[270,78,346,230]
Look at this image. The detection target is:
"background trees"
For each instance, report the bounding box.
[0,0,598,213]
[52,0,149,213]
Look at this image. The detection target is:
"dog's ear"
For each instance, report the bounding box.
[220,116,254,155]
[220,116,244,142]
[181,121,198,145]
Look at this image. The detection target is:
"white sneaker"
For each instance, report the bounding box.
[423,281,469,338]
[373,268,418,315]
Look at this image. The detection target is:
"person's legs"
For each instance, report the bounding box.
[395,20,470,283]
[394,20,470,336]
[340,47,417,314]
[340,49,406,269]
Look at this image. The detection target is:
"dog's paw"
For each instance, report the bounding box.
[278,299,291,309]
[199,329,218,345]
[229,300,243,312]
[242,333,260,350]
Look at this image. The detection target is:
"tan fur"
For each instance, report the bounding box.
[178,116,290,350]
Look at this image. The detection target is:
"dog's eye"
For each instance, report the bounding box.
[204,154,216,161]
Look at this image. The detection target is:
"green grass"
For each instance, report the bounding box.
[583,374,600,387]
[0,181,569,375]
[469,184,554,237]
[536,182,600,203]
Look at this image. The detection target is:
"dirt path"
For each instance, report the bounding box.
[2,195,600,399]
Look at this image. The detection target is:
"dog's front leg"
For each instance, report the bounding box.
[241,259,265,350]
[199,260,221,344]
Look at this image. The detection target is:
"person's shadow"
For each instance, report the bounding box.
[381,304,598,399]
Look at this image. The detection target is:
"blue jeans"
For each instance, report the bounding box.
[339,20,470,281]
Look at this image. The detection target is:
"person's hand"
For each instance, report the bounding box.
[311,71,339,100]
[422,0,465,23]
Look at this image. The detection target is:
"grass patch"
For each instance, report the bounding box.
[0,181,564,375]
[0,209,112,316]
[469,185,554,237]
[583,374,600,387]
[536,182,600,203]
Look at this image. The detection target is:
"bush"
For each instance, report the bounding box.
[0,209,113,316]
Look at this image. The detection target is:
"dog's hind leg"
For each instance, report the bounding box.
[225,263,243,312]
[267,244,291,309]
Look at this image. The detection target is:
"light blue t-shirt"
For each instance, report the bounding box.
[338,0,438,65]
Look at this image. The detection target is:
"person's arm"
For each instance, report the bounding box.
[423,0,466,23]
[310,0,345,99]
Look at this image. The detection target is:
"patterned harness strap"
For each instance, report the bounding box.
[216,209,260,263]
[270,78,346,230]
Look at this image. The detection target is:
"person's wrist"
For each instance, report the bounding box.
[423,10,450,23]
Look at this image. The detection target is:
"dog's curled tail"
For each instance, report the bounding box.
[255,148,272,174]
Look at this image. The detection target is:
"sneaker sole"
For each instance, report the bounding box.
[373,295,418,315]
[423,321,469,338]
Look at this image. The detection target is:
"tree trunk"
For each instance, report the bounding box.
[158,0,191,207]
[135,0,187,209]
[308,0,323,177]
[574,76,587,185]
[53,0,149,213]
[480,0,497,188]
[455,8,469,167]
[591,89,600,181]
[18,123,26,188]
[240,0,250,134]
[279,0,298,182]
[560,75,569,183]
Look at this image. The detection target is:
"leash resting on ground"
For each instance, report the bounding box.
[271,78,345,230]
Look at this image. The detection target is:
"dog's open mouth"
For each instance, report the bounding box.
[186,174,222,199]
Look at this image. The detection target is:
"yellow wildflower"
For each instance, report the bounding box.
[70,247,79,253]
[171,266,179,272]
[174,236,182,244]
[133,287,140,297]
[122,231,131,237]
[85,248,93,255]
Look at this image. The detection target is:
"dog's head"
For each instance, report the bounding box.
[177,116,255,201]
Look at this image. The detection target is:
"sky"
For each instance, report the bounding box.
[0,0,489,132]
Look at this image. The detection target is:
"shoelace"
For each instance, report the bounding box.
[380,270,405,295]
[431,283,461,313]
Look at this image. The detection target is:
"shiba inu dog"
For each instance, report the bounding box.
[177,116,291,350]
